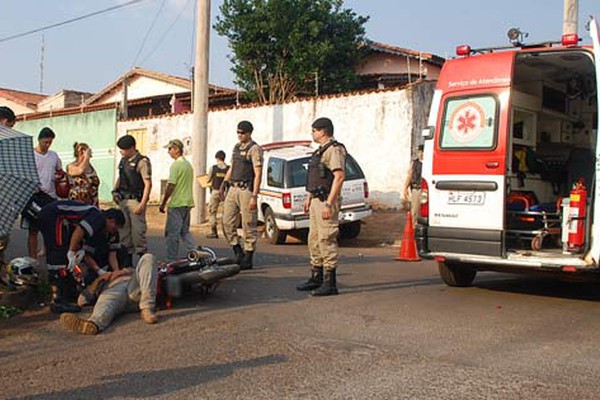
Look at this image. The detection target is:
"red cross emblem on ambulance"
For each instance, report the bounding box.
[448,101,486,143]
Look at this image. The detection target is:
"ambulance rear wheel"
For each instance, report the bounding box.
[264,207,287,245]
[438,261,476,287]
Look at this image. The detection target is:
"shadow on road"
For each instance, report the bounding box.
[13,354,287,400]
[472,274,600,302]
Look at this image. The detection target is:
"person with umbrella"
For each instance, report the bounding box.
[0,108,39,268]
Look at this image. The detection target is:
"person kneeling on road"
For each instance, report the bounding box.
[60,253,159,335]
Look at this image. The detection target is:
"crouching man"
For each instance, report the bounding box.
[60,253,158,335]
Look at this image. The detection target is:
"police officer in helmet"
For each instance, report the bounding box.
[297,117,346,296]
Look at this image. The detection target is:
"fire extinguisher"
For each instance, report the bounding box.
[568,178,587,252]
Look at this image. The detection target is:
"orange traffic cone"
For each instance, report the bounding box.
[395,212,421,262]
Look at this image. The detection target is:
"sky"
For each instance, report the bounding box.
[1,0,599,95]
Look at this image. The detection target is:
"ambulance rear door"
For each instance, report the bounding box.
[588,17,600,262]
[426,52,513,257]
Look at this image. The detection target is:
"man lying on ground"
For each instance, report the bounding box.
[60,253,158,335]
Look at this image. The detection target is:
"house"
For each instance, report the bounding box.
[356,40,445,90]
[37,90,93,112]
[0,87,46,115]
[84,67,239,119]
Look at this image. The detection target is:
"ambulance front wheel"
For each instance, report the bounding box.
[438,261,477,287]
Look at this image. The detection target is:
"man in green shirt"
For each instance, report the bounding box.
[159,139,196,261]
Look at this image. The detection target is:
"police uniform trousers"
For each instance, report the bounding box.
[410,188,422,227]
[88,254,157,331]
[308,198,340,271]
[119,199,148,256]
[207,189,223,227]
[222,186,258,252]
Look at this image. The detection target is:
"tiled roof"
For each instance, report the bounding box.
[364,40,445,66]
[84,67,236,105]
[0,87,46,108]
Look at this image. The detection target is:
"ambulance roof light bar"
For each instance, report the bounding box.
[561,33,580,46]
[455,45,471,56]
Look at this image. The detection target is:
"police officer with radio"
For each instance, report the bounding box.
[296,117,346,296]
[112,135,152,267]
[402,144,424,227]
[220,121,263,270]
[206,150,229,239]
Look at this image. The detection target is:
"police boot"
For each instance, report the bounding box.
[240,251,254,270]
[49,279,82,314]
[296,267,323,291]
[206,225,219,239]
[232,245,244,265]
[311,269,339,296]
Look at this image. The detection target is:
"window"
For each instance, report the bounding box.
[440,95,498,149]
[285,155,365,188]
[267,157,285,188]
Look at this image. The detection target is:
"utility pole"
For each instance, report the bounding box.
[192,0,210,225]
[563,0,578,36]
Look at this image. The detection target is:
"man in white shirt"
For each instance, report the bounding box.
[34,127,62,199]
[27,127,62,258]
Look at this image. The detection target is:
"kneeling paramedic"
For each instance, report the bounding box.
[297,117,346,296]
[36,200,125,313]
[60,253,158,335]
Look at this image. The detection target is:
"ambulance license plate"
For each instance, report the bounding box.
[447,191,485,205]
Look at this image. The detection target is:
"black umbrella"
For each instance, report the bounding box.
[0,125,40,237]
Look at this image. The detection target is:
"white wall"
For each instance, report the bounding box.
[117,82,434,208]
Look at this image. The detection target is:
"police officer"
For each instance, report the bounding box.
[296,117,346,296]
[206,150,229,239]
[402,144,423,226]
[220,121,263,270]
[112,135,152,266]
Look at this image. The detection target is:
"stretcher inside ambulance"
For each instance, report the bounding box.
[417,20,600,286]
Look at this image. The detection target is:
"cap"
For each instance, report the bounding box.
[418,144,424,151]
[311,117,334,134]
[237,120,254,133]
[165,139,184,152]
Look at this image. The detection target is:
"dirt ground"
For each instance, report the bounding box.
[145,205,408,247]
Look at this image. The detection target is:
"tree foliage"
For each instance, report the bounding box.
[215,0,368,104]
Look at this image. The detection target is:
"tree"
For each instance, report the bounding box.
[215,0,368,104]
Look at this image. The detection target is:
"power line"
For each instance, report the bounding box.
[139,0,194,66]
[131,0,168,68]
[0,0,152,44]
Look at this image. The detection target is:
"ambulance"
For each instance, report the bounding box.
[417,18,600,287]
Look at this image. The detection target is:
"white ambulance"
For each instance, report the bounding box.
[417,20,600,286]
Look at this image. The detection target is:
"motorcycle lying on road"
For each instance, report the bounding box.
[156,246,240,309]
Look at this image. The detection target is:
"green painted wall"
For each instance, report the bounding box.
[15,109,118,202]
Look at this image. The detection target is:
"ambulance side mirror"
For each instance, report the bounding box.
[421,126,434,140]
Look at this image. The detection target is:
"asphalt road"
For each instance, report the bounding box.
[3,225,600,399]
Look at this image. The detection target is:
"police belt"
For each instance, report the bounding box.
[120,193,141,200]
[410,184,421,190]
[310,191,329,201]
[230,181,252,189]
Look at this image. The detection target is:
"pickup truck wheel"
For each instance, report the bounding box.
[264,207,287,245]
[339,221,361,239]
[438,261,476,287]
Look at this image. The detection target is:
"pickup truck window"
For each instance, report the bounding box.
[440,95,498,150]
[267,157,285,188]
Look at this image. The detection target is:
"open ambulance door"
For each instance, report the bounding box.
[587,17,600,263]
